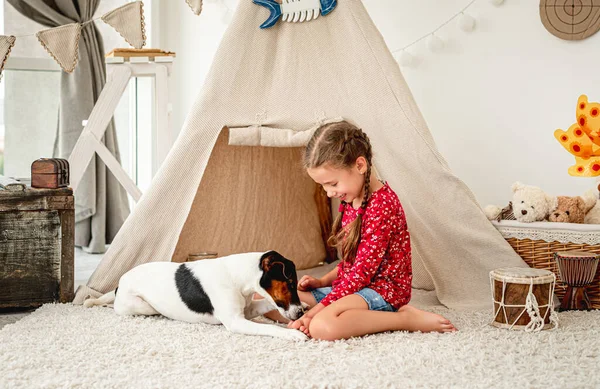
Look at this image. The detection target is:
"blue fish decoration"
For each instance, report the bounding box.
[253,0,337,29]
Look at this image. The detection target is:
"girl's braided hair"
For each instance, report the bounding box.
[303,120,373,263]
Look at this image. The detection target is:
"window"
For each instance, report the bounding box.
[0,0,153,203]
[0,58,60,178]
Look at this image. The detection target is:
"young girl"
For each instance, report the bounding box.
[280,120,457,340]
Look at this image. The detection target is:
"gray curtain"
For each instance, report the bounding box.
[7,0,130,253]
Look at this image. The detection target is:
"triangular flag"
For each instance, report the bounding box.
[186,0,203,15]
[0,35,16,81]
[36,23,81,73]
[102,1,147,49]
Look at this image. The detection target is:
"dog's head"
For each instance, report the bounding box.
[259,251,304,320]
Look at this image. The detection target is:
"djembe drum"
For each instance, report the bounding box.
[554,251,600,311]
[490,267,559,332]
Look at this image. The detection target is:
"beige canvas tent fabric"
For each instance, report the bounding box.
[74,0,527,309]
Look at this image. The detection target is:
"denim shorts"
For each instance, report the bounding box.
[310,287,396,312]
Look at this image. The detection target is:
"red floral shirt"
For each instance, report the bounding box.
[320,182,412,310]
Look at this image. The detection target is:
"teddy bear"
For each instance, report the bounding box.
[584,180,600,224]
[585,198,600,224]
[548,195,596,223]
[485,182,558,223]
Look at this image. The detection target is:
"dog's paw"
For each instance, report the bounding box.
[284,329,309,341]
[83,298,96,308]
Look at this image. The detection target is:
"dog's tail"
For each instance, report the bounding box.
[83,287,118,308]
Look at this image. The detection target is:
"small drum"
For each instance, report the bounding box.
[554,251,600,311]
[490,267,559,332]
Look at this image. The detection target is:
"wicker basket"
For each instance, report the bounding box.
[493,220,600,309]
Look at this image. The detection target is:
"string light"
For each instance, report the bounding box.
[220,7,234,24]
[390,0,506,67]
[458,12,476,32]
[391,0,478,54]
[208,0,506,50]
[426,34,445,52]
[395,50,415,68]
[204,0,235,24]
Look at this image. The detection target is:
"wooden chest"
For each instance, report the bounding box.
[0,187,74,308]
[31,158,70,189]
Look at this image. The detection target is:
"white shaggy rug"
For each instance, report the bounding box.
[1,297,599,389]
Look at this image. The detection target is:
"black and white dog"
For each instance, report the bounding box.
[84,251,307,341]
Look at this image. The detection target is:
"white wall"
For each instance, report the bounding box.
[156,1,231,141]
[158,0,600,208]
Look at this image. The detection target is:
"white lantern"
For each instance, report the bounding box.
[426,35,444,52]
[458,13,476,32]
[396,51,415,67]
[221,8,233,24]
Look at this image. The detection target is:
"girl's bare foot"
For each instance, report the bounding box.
[398,305,457,333]
[288,316,312,336]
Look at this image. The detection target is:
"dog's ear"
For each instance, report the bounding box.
[260,251,291,279]
[260,251,279,272]
[260,254,272,272]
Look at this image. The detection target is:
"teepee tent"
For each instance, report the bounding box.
[73,0,527,309]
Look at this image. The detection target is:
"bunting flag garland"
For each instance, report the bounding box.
[1,1,147,77]
[186,0,203,15]
[0,35,16,80]
[101,1,147,49]
[36,23,82,73]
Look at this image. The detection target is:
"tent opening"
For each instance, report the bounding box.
[171,127,336,269]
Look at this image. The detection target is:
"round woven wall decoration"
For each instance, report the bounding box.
[540,0,600,40]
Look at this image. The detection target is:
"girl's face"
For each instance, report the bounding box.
[307,157,367,207]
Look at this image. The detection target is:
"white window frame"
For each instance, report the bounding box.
[1,0,158,199]
[0,4,64,175]
[5,57,60,72]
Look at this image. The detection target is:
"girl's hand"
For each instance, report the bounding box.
[297,275,323,291]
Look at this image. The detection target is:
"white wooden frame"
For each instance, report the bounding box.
[68,58,173,203]
[5,57,61,72]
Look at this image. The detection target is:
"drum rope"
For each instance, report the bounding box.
[491,272,559,332]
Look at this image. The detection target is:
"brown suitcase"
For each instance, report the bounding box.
[31,158,70,189]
